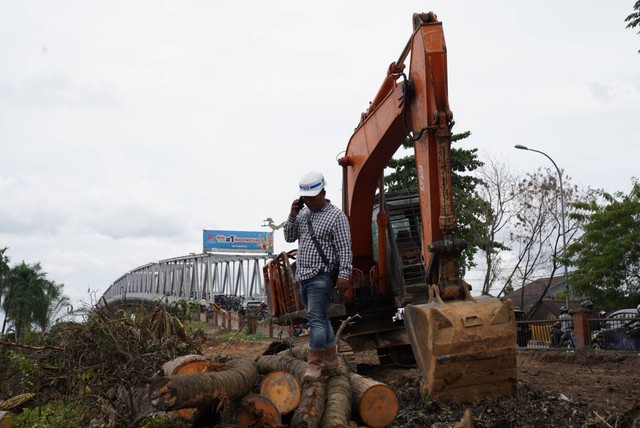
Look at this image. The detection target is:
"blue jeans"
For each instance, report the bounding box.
[300,272,335,350]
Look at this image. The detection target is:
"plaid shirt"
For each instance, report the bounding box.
[284,203,352,282]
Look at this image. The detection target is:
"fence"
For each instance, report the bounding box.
[194,309,299,340]
[195,306,640,351]
[516,311,640,351]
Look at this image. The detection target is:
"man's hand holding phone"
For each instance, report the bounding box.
[290,197,304,217]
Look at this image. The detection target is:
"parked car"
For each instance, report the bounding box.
[514,309,532,347]
[242,299,264,310]
[595,308,640,350]
[241,298,268,320]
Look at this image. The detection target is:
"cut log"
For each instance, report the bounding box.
[149,358,258,411]
[256,355,325,428]
[0,411,15,428]
[320,373,352,428]
[348,373,398,428]
[259,371,301,415]
[128,386,176,427]
[277,343,309,361]
[256,354,308,383]
[234,394,282,427]
[273,344,399,427]
[289,380,325,428]
[161,354,230,421]
[277,344,353,374]
[162,354,225,376]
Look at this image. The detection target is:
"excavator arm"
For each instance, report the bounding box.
[338,12,517,404]
[338,12,466,301]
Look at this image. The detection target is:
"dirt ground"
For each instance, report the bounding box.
[201,335,640,427]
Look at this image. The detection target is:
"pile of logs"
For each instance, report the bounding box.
[145,344,400,428]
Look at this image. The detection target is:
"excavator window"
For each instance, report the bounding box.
[372,191,427,291]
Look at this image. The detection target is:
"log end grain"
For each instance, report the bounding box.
[162,354,209,376]
[235,394,282,427]
[259,371,301,415]
[359,384,399,428]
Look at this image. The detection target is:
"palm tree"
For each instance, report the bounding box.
[32,280,71,332]
[2,262,49,342]
[2,261,72,341]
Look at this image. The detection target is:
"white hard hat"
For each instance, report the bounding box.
[299,170,326,197]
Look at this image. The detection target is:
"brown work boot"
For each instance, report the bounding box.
[303,348,324,382]
[322,344,342,376]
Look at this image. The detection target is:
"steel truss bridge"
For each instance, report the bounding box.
[100,252,272,306]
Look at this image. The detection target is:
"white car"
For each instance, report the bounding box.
[242,299,264,310]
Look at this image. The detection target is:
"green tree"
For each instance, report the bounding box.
[566,179,640,309]
[1,261,70,342]
[0,247,10,335]
[384,131,486,272]
[0,247,9,282]
[32,280,70,333]
[2,262,47,341]
[626,1,640,53]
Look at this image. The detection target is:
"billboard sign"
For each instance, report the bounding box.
[203,230,274,254]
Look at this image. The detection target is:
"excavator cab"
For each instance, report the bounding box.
[372,191,427,302]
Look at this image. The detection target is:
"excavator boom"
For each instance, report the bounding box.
[338,12,465,300]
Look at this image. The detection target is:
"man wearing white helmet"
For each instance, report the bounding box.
[284,170,353,382]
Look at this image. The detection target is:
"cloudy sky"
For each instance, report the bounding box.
[1,1,638,308]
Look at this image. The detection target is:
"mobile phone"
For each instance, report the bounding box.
[297,198,305,211]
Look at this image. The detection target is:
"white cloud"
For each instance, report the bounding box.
[1,0,639,308]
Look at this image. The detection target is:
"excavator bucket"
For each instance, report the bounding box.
[403,296,517,403]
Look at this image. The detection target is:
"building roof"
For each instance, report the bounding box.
[504,276,566,310]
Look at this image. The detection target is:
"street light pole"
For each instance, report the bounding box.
[514,144,570,308]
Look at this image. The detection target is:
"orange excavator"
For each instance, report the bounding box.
[263,12,517,403]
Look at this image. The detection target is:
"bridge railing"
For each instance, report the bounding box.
[101,252,272,305]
